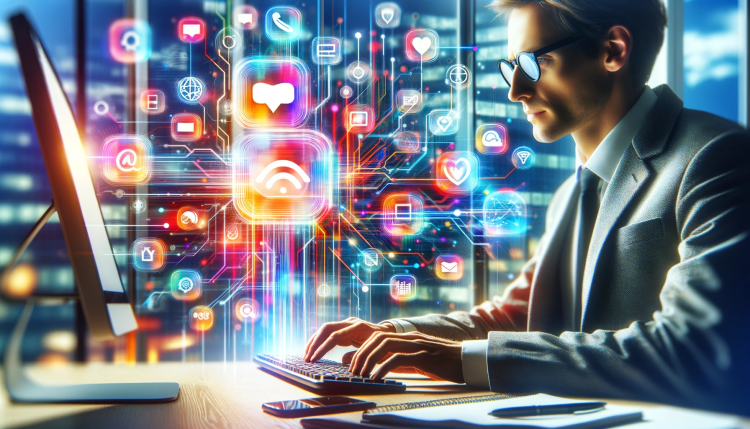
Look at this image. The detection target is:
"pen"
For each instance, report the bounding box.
[488,401,607,418]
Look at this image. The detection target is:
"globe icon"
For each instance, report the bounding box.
[483,191,527,236]
[178,77,204,103]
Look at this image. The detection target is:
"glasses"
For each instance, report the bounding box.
[498,35,586,87]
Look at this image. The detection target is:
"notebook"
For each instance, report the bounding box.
[300,393,643,429]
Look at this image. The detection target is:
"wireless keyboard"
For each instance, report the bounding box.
[254,354,407,395]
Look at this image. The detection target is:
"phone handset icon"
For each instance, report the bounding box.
[272,12,293,33]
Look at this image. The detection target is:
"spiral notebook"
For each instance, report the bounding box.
[300,393,643,429]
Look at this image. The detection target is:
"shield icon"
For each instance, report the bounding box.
[381,8,394,24]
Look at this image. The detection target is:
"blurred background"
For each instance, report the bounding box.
[0,0,746,365]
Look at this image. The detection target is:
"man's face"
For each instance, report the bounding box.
[506,5,611,142]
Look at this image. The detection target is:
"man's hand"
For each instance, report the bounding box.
[303,317,395,362]
[344,332,464,383]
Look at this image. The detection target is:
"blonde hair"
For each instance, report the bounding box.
[488,0,667,85]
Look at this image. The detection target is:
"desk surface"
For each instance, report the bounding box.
[1,363,747,429]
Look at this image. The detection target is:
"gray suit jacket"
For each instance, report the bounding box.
[402,85,750,415]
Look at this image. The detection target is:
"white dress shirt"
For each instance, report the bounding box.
[387,86,659,389]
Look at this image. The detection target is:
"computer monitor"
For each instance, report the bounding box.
[10,13,136,339]
[2,13,178,403]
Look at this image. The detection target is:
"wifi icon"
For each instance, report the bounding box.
[511,146,535,170]
[255,159,311,195]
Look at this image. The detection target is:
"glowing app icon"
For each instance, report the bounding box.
[382,193,424,236]
[108,19,151,63]
[176,206,207,231]
[171,113,202,142]
[265,7,301,41]
[215,27,243,54]
[435,254,463,281]
[346,61,371,84]
[233,130,333,224]
[226,224,240,241]
[170,269,202,301]
[344,104,375,133]
[396,90,423,113]
[140,89,165,114]
[484,191,527,236]
[428,110,459,135]
[340,86,354,99]
[235,57,310,128]
[189,305,214,331]
[390,275,417,301]
[233,5,259,29]
[393,131,421,153]
[375,2,401,28]
[436,152,479,194]
[476,124,509,154]
[177,76,205,105]
[312,37,342,65]
[317,284,331,297]
[446,64,471,89]
[102,135,152,185]
[235,298,260,322]
[360,248,383,272]
[512,146,536,170]
[178,17,205,43]
[405,29,439,62]
[131,238,166,272]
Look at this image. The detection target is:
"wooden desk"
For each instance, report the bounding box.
[1,363,747,429]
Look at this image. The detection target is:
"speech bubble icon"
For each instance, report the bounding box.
[238,13,253,25]
[182,24,201,38]
[252,82,295,113]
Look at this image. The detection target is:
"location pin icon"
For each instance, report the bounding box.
[382,8,394,24]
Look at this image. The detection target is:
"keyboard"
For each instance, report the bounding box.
[254,354,407,395]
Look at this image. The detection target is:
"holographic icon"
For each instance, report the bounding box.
[226,224,240,241]
[235,57,310,128]
[405,29,439,62]
[512,146,536,170]
[170,270,202,301]
[171,113,202,142]
[312,37,342,65]
[102,135,152,185]
[233,5,259,29]
[214,27,243,54]
[131,238,166,272]
[344,104,375,133]
[177,206,207,231]
[189,305,214,331]
[177,77,205,104]
[265,7,301,41]
[317,283,331,297]
[390,275,417,301]
[375,3,401,28]
[109,19,151,63]
[235,298,260,322]
[360,248,383,272]
[396,90,423,113]
[340,86,354,99]
[178,17,205,43]
[476,123,510,154]
[233,130,333,224]
[346,61,371,84]
[436,152,479,194]
[446,64,471,89]
[131,198,147,213]
[382,193,424,236]
[483,191,527,236]
[140,89,165,114]
[393,131,421,153]
[435,255,463,281]
[428,110,459,135]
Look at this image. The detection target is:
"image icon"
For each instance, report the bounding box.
[396,90,423,113]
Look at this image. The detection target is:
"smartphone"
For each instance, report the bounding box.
[262,396,377,418]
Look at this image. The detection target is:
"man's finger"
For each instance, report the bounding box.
[308,322,366,362]
[349,332,423,374]
[359,339,434,377]
[371,351,430,380]
[303,321,350,361]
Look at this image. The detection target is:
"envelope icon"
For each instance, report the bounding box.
[440,261,458,273]
[403,95,419,106]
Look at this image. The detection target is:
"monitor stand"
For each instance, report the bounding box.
[1,201,180,403]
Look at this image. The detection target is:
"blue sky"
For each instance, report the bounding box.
[683,0,741,122]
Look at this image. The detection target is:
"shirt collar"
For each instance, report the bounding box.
[583,86,658,183]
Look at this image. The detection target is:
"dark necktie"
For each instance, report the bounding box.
[573,167,601,327]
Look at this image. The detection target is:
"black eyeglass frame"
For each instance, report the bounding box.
[497,35,586,86]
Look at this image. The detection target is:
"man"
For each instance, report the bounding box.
[305,0,750,414]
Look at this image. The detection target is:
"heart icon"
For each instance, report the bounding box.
[443,158,471,185]
[411,37,432,56]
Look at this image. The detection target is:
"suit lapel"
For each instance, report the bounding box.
[527,177,577,333]
[580,85,684,329]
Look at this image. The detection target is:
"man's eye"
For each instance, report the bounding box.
[537,57,549,67]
